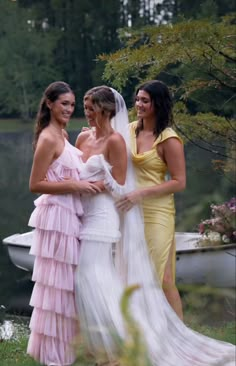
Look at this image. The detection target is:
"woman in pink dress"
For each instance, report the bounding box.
[27,81,101,366]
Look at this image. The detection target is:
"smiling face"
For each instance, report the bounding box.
[135,89,155,120]
[83,96,97,127]
[83,87,116,129]
[48,92,75,127]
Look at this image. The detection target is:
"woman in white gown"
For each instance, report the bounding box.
[75,85,235,366]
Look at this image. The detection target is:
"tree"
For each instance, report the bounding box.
[17,0,125,114]
[173,0,236,21]
[16,0,178,114]
[100,15,236,182]
[0,1,60,120]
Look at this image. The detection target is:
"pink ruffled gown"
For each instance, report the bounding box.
[27,140,83,366]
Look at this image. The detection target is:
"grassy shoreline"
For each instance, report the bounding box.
[0,118,87,133]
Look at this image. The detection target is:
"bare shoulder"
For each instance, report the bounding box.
[163,136,183,151]
[108,131,126,147]
[37,129,56,150]
[75,130,92,148]
[162,137,184,164]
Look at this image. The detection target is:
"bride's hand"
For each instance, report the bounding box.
[116,190,142,212]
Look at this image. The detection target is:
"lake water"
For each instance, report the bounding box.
[0,131,78,316]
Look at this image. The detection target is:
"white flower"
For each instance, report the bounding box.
[207,231,221,242]
[222,234,230,243]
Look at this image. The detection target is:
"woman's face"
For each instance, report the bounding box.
[49,92,75,127]
[83,97,97,127]
[135,90,155,120]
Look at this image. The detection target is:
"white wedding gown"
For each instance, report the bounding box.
[75,153,235,366]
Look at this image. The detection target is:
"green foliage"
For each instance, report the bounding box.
[1,0,234,120]
[174,106,236,178]
[101,15,236,94]
[119,285,151,366]
[100,15,236,181]
[18,0,125,115]
[173,0,236,20]
[0,1,61,121]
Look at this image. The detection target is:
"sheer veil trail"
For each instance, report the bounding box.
[106,87,236,366]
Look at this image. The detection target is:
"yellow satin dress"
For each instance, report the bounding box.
[130,122,182,284]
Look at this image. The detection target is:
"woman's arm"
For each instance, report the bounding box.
[116,137,186,210]
[107,133,127,185]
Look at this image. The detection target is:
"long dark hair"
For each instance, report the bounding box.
[33,81,73,149]
[135,80,174,138]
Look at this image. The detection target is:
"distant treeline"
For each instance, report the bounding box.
[0,0,235,120]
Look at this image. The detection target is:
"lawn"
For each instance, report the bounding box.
[0,321,235,366]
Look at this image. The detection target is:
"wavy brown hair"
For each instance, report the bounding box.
[33,81,73,150]
[84,86,116,119]
[135,80,174,139]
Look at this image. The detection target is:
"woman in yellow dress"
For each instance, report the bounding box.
[117,80,185,319]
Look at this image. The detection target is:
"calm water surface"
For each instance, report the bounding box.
[0,131,78,316]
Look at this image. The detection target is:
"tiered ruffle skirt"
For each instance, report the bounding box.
[27,203,81,366]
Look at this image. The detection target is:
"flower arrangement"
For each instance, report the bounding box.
[197,197,236,247]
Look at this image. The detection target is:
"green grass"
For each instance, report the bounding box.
[0,337,94,366]
[0,337,93,366]
[0,289,235,366]
[0,337,40,366]
[0,321,235,366]
[0,119,33,133]
[0,118,87,133]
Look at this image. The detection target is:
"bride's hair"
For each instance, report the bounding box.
[84,86,116,119]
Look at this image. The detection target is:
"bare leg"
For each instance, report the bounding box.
[163,242,183,320]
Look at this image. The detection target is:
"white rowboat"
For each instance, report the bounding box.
[2,231,236,288]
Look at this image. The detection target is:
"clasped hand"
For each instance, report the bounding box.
[77,180,104,194]
[62,177,104,194]
[116,190,141,212]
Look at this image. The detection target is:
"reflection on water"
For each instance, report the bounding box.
[6,278,34,315]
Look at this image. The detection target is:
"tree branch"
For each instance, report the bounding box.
[206,42,236,63]
[194,120,236,143]
[174,122,235,160]
[207,71,236,92]
[225,117,236,132]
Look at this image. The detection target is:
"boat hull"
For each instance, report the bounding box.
[2,232,34,272]
[2,231,236,287]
